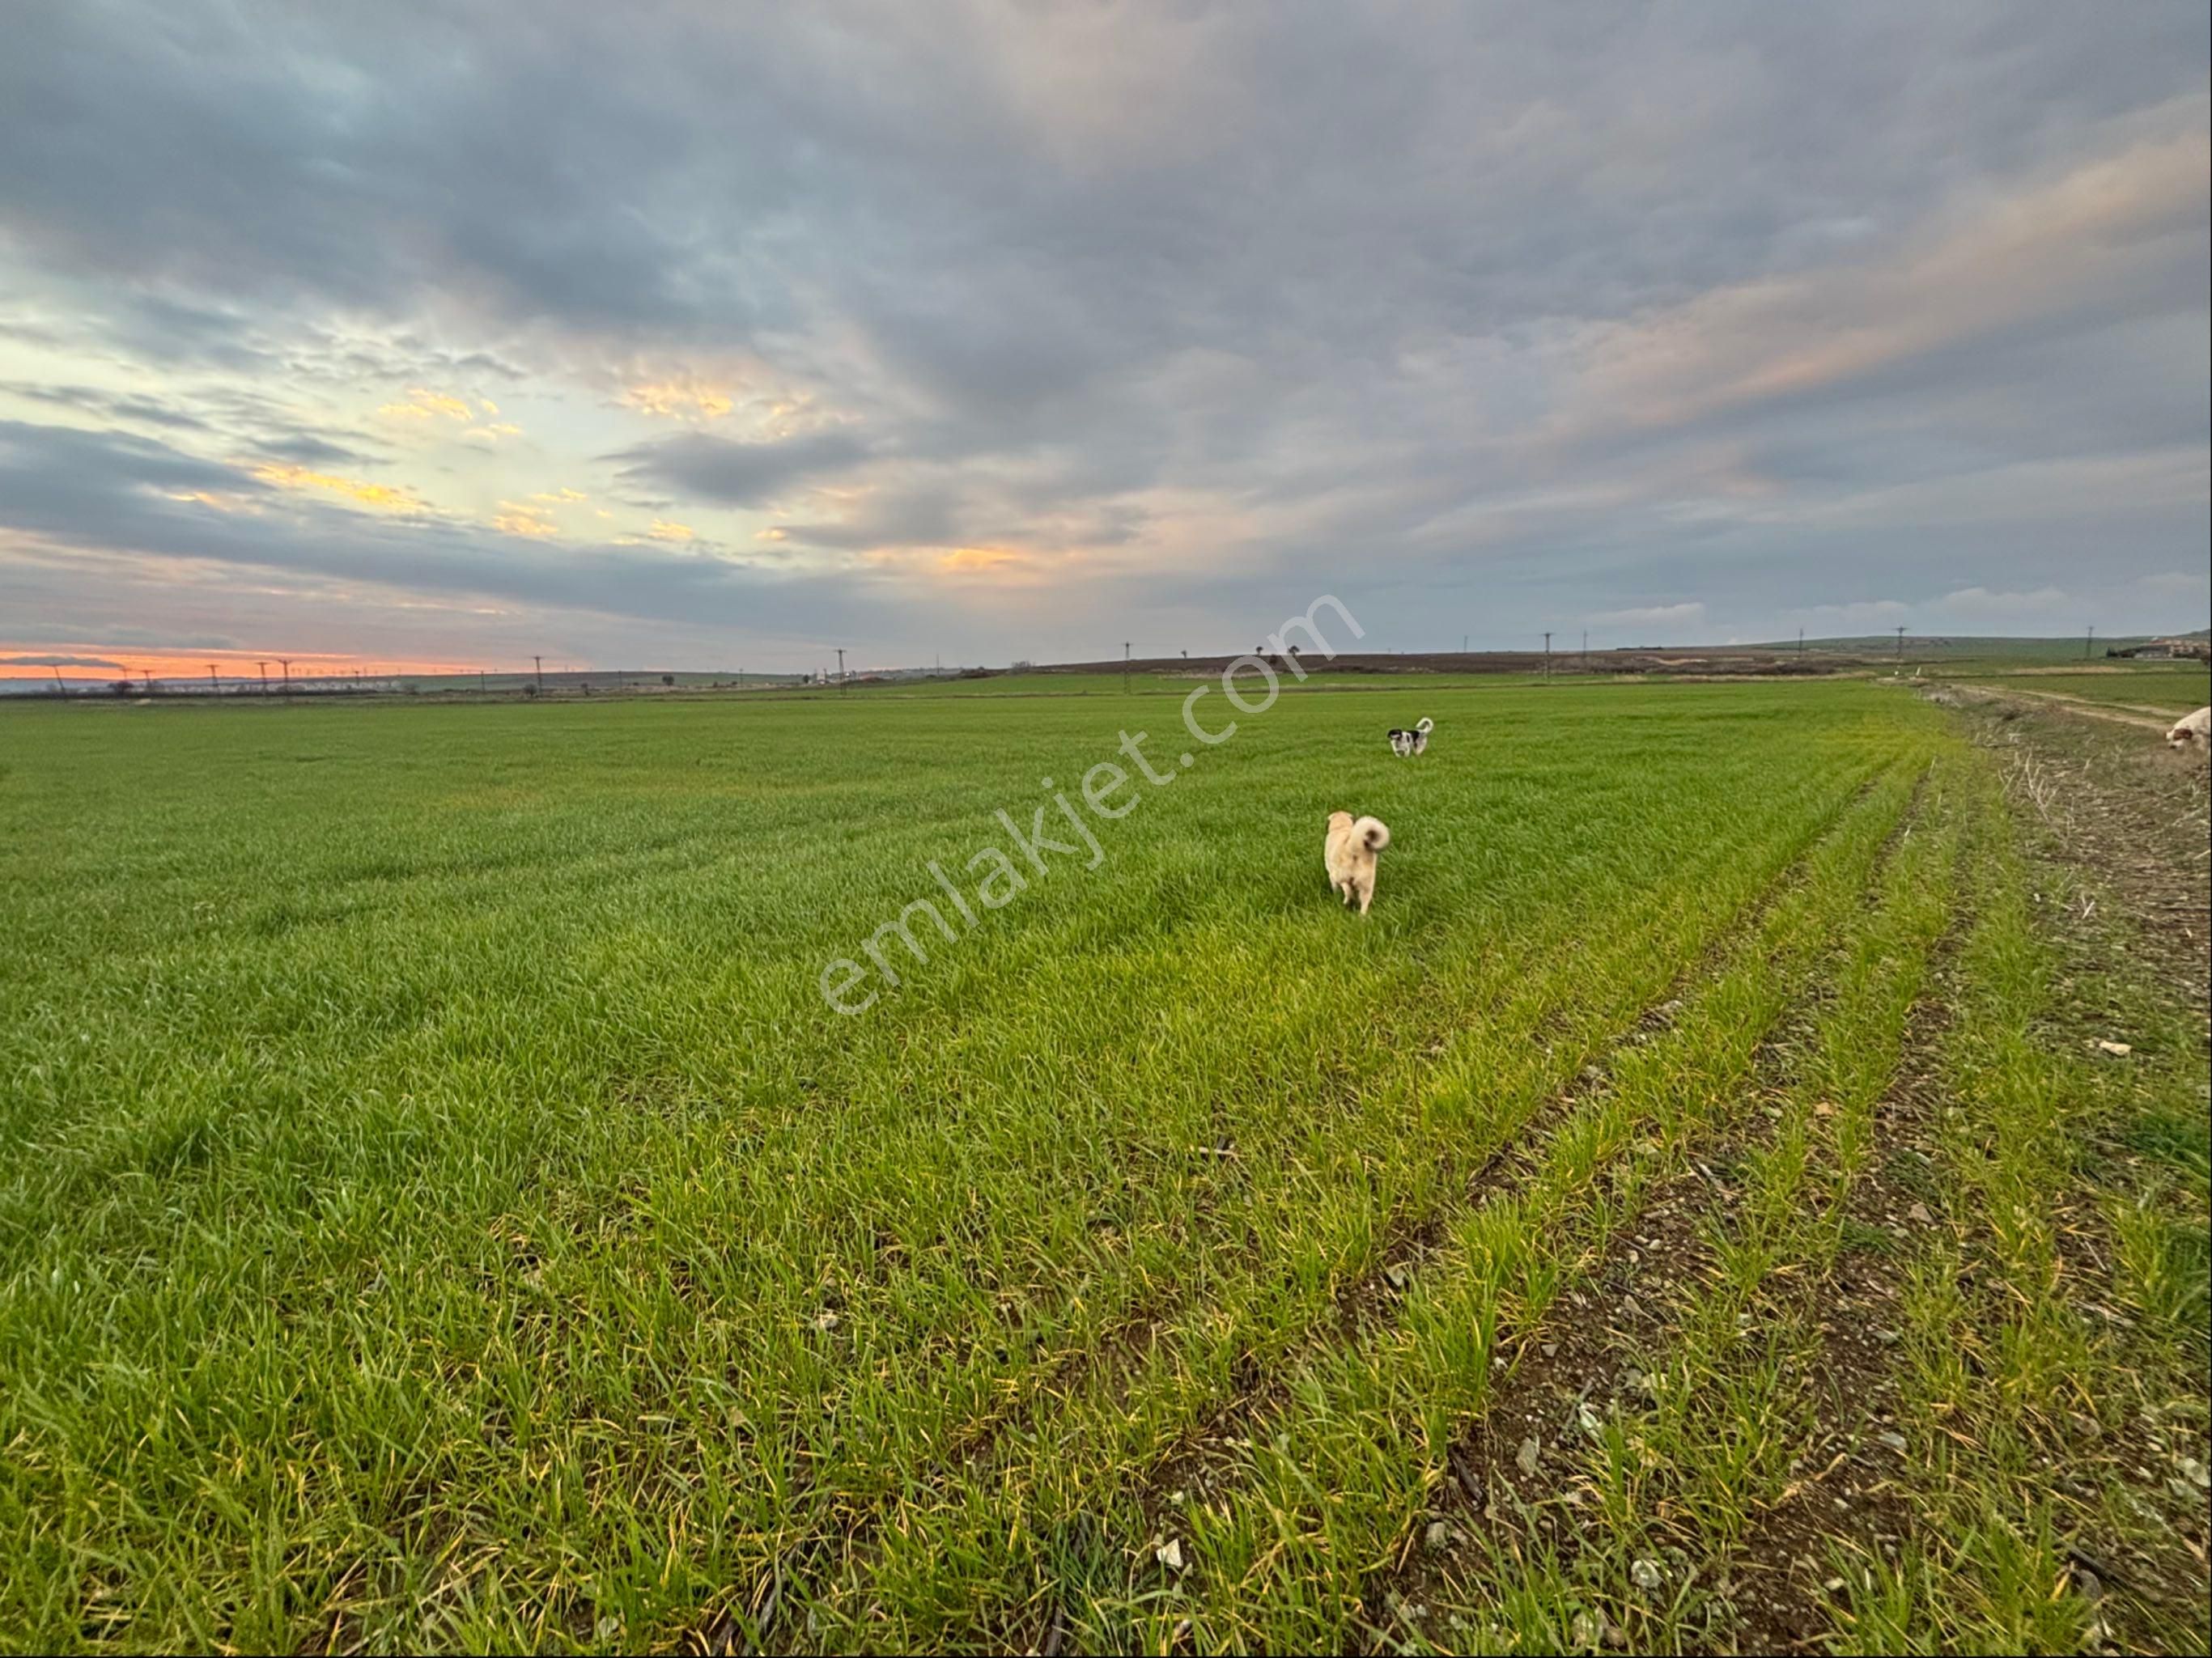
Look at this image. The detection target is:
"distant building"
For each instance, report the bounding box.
[2108,638,2211,662]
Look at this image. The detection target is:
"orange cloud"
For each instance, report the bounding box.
[492,501,558,537]
[622,379,735,420]
[378,387,476,422]
[936,545,1028,573]
[168,489,257,513]
[253,463,422,511]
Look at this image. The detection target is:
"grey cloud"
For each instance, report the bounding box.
[611,430,872,507]
[0,381,212,431]
[0,418,935,651]
[1,653,127,668]
[248,433,378,468]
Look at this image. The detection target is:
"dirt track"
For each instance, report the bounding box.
[1938,682,2180,732]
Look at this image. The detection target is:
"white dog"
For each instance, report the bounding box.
[1325,811,1391,914]
[2167,706,2210,748]
[1386,716,1434,758]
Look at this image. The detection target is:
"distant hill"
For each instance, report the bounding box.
[1747,634,2164,664]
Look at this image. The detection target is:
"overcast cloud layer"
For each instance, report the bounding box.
[2,1,2206,672]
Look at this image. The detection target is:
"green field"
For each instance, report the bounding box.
[1940,667,2212,715]
[2,681,2205,1652]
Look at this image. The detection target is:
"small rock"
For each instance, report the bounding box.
[1823,1575,1846,1592]
[1570,1610,1599,1649]
[2178,1453,2210,1489]
[1631,1558,1663,1592]
[1877,1431,1908,1453]
[1604,1625,1628,1650]
[1621,1293,1645,1320]
[1907,1202,1934,1226]
[2095,1040,2132,1057]
[812,1309,840,1331]
[1425,1520,1450,1550]
[1577,1401,1603,1435]
[1516,1436,1542,1476]
[1542,1342,1559,1357]
[1156,1538,1185,1573]
[1384,1264,1410,1291]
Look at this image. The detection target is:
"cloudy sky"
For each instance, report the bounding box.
[2,2,2206,676]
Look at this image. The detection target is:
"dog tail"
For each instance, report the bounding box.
[1356,816,1390,852]
[1415,716,1434,733]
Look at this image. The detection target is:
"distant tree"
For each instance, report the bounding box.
[661,674,674,686]
[109,679,133,697]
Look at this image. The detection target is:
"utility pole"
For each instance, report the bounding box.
[1123,640,1132,696]
[1462,633,1469,655]
[479,669,486,693]
[1894,625,1904,660]
[279,659,291,698]
[208,664,219,694]
[51,664,65,695]
[534,655,544,695]
[257,660,269,695]
[2084,625,2094,660]
[1798,627,1805,658]
[1582,630,1588,672]
[1543,631,1552,683]
[836,647,846,691]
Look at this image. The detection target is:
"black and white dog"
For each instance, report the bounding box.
[1386,716,1433,757]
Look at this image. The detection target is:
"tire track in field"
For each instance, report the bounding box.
[847,763,1916,1654]
[1082,758,1931,1656]
[1114,780,1891,1541]
[1126,769,1913,1518]
[710,770,1906,1652]
[1837,719,2210,1656]
[1362,766,1960,1654]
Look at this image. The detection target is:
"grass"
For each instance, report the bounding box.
[0,677,2202,1652]
[1941,666,2211,715]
